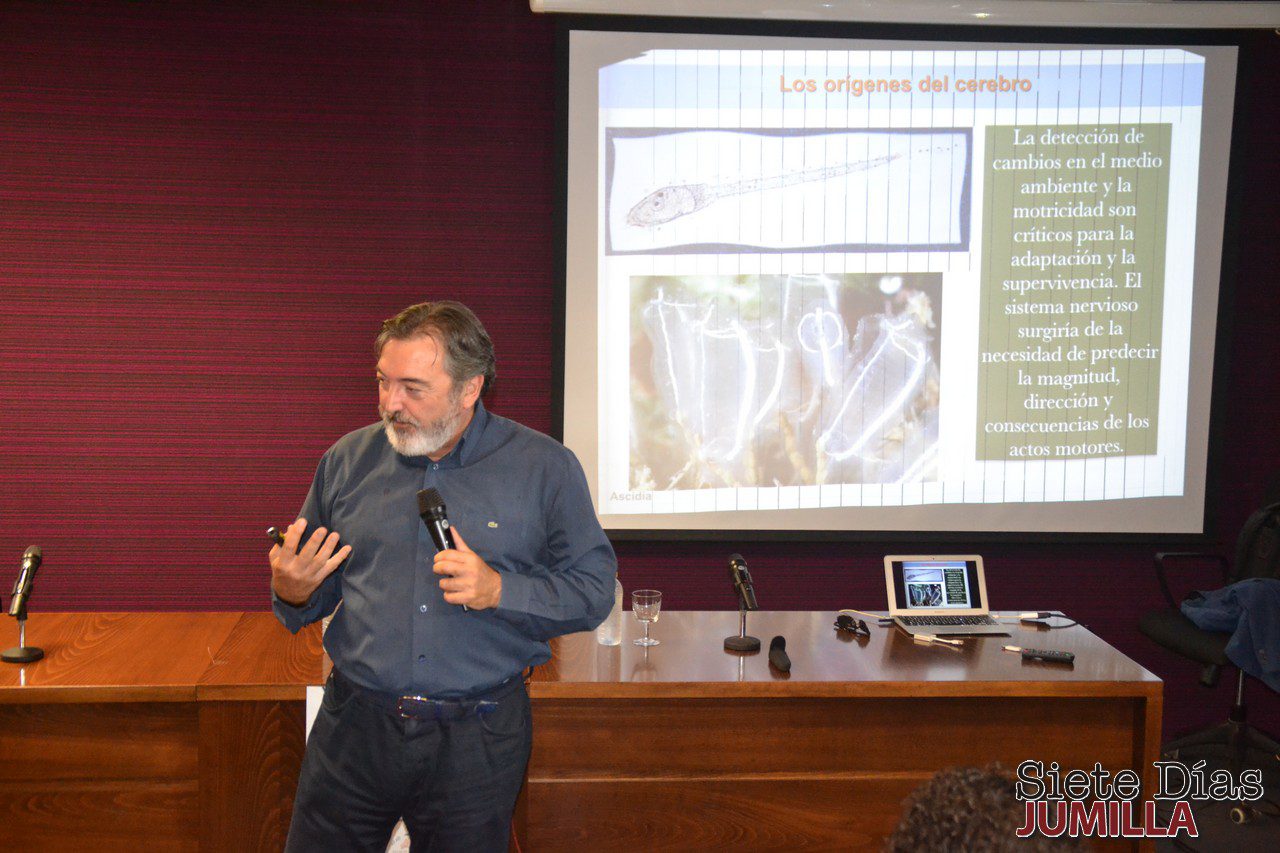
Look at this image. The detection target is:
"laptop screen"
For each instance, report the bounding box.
[887,558,986,613]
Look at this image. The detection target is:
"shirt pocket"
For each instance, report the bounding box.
[459,513,538,569]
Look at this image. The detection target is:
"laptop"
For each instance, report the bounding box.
[884,555,1008,637]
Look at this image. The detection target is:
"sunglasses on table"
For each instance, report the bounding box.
[834,614,870,637]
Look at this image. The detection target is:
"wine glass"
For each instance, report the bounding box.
[632,589,662,646]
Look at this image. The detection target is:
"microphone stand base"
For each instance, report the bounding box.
[724,635,760,652]
[2,646,44,664]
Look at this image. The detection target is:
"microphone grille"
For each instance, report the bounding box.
[417,488,445,516]
[770,635,786,651]
[23,545,42,561]
[729,553,745,566]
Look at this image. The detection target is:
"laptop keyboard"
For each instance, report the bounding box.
[899,615,999,626]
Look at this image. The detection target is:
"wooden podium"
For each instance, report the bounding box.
[0,611,1160,850]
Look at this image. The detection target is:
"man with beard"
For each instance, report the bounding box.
[270,300,616,851]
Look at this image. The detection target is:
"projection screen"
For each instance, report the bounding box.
[561,26,1239,536]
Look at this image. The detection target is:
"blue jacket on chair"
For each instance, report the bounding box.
[1181,577,1280,693]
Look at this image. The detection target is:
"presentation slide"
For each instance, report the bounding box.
[902,562,972,609]
[563,30,1237,535]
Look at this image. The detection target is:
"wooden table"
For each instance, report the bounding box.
[0,612,320,851]
[0,612,1161,850]
[522,611,1162,851]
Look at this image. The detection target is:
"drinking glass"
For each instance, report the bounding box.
[632,589,662,646]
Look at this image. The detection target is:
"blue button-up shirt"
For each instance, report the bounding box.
[273,400,616,697]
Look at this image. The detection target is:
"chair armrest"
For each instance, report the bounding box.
[1153,552,1230,610]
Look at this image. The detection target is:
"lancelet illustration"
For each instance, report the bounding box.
[625,152,900,228]
[624,134,965,228]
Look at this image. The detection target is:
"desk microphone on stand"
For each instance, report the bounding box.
[3,546,45,664]
[724,554,761,652]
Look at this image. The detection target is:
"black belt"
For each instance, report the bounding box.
[331,668,523,721]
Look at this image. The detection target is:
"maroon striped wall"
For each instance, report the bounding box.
[0,2,1276,737]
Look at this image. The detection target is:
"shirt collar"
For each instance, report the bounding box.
[450,396,489,466]
[396,397,490,469]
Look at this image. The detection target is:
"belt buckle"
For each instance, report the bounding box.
[397,694,435,719]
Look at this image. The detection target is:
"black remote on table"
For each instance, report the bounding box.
[1020,648,1075,664]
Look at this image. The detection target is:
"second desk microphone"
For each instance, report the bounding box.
[768,635,791,672]
[728,553,758,611]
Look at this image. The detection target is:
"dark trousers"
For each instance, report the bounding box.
[286,672,531,853]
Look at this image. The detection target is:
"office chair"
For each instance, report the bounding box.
[1139,500,1280,825]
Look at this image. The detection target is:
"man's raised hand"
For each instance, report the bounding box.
[270,518,352,607]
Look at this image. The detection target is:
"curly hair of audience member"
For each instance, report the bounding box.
[886,764,1085,852]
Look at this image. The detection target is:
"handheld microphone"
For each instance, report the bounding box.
[417,488,466,611]
[416,488,456,552]
[768,635,791,672]
[728,554,758,612]
[8,546,41,619]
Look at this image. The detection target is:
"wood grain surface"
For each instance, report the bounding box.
[525,777,920,851]
[531,610,1160,697]
[198,700,305,850]
[522,611,1161,852]
[198,612,323,700]
[0,780,200,851]
[530,696,1145,778]
[0,700,198,780]
[0,612,316,851]
[0,700,201,849]
[0,612,241,702]
[0,611,1159,850]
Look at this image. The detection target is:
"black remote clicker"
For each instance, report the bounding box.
[1005,645,1075,664]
